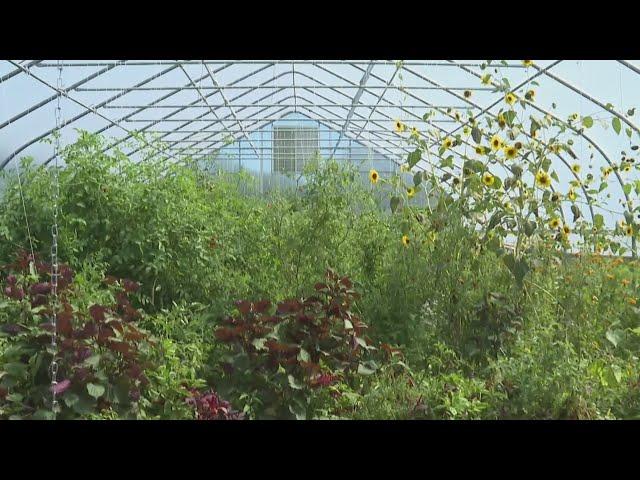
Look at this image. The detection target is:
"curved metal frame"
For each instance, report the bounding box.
[1,59,638,255]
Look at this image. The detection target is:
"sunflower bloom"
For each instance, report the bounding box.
[369,169,379,184]
[482,172,495,187]
[505,93,517,106]
[523,60,534,67]
[475,145,486,155]
[571,163,581,174]
[625,225,634,237]
[549,218,561,229]
[535,170,552,189]
[411,126,419,137]
[563,225,571,236]
[407,187,416,198]
[490,134,503,151]
[394,120,406,133]
[568,189,577,201]
[442,137,453,150]
[504,145,518,159]
[402,235,410,247]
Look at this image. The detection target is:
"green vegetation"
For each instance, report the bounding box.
[2,65,640,419]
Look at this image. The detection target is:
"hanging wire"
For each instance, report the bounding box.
[2,67,36,261]
[50,60,63,418]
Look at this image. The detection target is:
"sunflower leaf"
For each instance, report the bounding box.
[502,253,530,288]
[390,196,401,214]
[407,149,422,168]
[605,329,625,348]
[471,127,482,144]
[612,117,622,135]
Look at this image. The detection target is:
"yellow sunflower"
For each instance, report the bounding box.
[402,234,410,247]
[549,218,561,229]
[568,188,577,201]
[411,126,419,137]
[503,145,518,159]
[625,225,634,237]
[602,167,613,179]
[369,169,379,184]
[522,60,534,67]
[563,225,571,236]
[535,170,552,189]
[442,137,453,150]
[505,93,517,106]
[490,134,503,151]
[571,163,581,174]
[623,163,632,172]
[482,172,495,187]
[407,187,416,198]
[475,145,486,155]
[394,120,406,133]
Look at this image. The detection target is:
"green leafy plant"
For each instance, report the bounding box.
[213,269,381,419]
[0,251,153,419]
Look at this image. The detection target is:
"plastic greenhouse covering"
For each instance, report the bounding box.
[1,60,640,254]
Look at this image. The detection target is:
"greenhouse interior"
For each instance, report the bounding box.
[1,59,639,420]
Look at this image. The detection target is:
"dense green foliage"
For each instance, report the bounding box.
[1,131,639,420]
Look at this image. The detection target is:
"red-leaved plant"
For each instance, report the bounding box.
[0,251,153,419]
[214,269,380,419]
[185,388,244,420]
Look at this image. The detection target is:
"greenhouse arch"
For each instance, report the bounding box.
[1,59,640,421]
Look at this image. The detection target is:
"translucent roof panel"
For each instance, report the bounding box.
[2,60,640,243]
